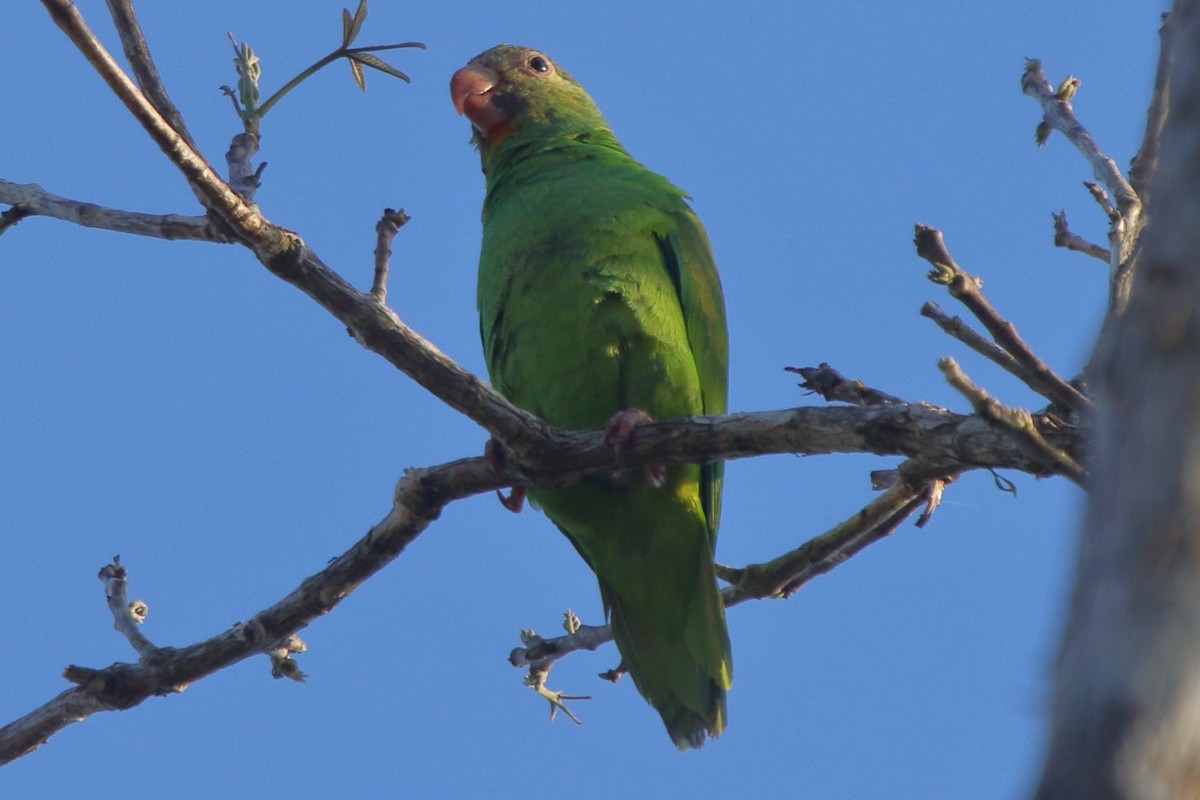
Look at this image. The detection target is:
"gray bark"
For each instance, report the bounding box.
[1035,3,1200,797]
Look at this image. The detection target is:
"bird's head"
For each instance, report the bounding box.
[450,44,608,156]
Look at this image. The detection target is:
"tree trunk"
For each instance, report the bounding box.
[1035,2,1200,797]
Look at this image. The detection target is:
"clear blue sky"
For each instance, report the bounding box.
[1,2,1159,798]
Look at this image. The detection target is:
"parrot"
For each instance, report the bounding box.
[450,44,731,749]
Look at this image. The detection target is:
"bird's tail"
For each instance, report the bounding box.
[602,537,732,749]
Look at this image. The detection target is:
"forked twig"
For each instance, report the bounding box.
[915,225,1091,415]
[939,358,1086,486]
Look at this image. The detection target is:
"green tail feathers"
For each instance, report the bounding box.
[604,538,732,748]
[539,470,732,749]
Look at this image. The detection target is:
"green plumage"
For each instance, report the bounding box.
[458,45,731,748]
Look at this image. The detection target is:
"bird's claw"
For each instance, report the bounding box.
[497,486,526,513]
[603,408,654,454]
[604,408,665,487]
[643,464,667,488]
[485,438,526,512]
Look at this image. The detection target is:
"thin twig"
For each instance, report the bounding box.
[1084,182,1118,220]
[253,42,425,121]
[372,208,410,304]
[786,363,907,406]
[41,1,255,229]
[914,225,1091,415]
[97,557,155,657]
[510,623,613,668]
[1020,59,1140,227]
[104,0,198,152]
[920,301,1030,383]
[224,132,265,201]
[1053,211,1111,262]
[1021,58,1146,316]
[939,358,1087,487]
[723,475,931,603]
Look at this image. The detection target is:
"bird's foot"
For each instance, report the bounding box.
[484,437,525,513]
[604,408,666,487]
[524,667,590,725]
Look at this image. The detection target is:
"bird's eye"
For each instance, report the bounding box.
[528,55,552,74]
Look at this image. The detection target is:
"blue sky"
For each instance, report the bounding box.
[1,2,1159,798]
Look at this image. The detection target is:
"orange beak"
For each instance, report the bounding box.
[450,63,510,140]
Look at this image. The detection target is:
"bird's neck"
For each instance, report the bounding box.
[481,127,630,196]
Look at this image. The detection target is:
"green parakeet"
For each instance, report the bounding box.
[451,44,732,749]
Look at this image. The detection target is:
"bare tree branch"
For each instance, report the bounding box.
[35,0,1087,479]
[1022,58,1146,317]
[0,388,1080,765]
[920,301,1051,395]
[915,225,1092,415]
[0,204,31,235]
[723,472,932,602]
[38,0,550,451]
[510,462,943,671]
[510,620,613,670]
[0,455,494,766]
[372,207,410,304]
[939,358,1087,487]
[224,131,264,201]
[104,0,198,152]
[1053,210,1111,262]
[1085,181,1118,220]
[1021,59,1141,234]
[4,0,1102,772]
[42,2,243,226]
[98,558,155,657]
[40,1,1083,491]
[786,363,908,406]
[0,180,231,241]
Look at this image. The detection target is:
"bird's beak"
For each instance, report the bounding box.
[450,63,509,137]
